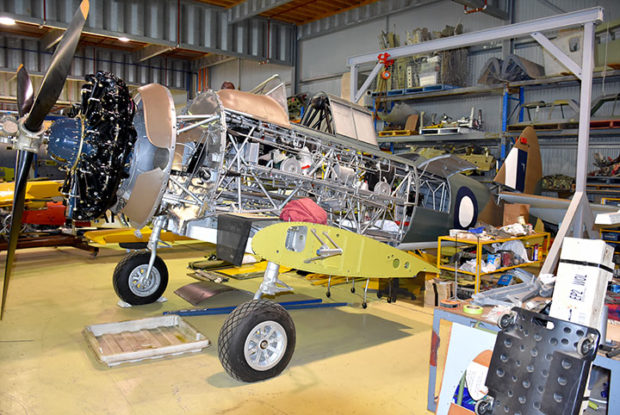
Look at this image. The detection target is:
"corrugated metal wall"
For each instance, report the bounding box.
[0,34,191,95]
[0,0,296,65]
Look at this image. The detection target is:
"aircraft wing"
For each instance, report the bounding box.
[498,192,618,224]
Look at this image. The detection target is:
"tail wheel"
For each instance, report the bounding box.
[218,299,296,382]
[112,251,168,305]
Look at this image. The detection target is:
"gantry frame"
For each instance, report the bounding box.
[348,7,604,273]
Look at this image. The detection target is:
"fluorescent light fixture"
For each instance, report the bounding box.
[118,36,130,42]
[0,16,16,25]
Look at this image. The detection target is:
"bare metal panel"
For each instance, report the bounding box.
[328,95,378,146]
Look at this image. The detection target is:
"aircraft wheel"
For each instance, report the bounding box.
[218,299,296,382]
[113,251,168,305]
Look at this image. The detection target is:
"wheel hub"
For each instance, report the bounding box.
[128,264,161,297]
[244,320,287,371]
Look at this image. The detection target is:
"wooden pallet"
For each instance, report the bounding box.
[378,129,416,137]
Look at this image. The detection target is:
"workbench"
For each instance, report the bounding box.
[436,232,550,294]
[427,304,620,413]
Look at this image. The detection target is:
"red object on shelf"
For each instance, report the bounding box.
[377,52,394,67]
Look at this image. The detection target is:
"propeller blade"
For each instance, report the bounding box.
[24,0,89,132]
[1,150,34,319]
[16,65,34,118]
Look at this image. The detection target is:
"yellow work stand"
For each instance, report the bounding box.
[436,232,550,294]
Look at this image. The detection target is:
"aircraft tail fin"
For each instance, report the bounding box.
[494,126,542,194]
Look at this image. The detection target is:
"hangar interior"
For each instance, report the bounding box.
[1,0,620,414]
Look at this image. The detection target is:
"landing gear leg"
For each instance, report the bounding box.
[362,278,369,309]
[254,261,293,300]
[326,275,332,298]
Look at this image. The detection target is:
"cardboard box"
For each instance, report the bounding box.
[424,278,455,307]
[549,237,614,330]
[503,203,530,226]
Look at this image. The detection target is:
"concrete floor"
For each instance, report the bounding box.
[0,242,444,415]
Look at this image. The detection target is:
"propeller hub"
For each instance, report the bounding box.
[14,119,45,153]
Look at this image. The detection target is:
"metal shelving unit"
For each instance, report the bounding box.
[376,132,500,143]
[437,232,550,294]
[372,69,620,150]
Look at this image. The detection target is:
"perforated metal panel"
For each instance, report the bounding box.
[484,307,600,415]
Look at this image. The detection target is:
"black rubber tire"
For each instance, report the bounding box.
[112,251,168,305]
[119,242,148,250]
[218,299,296,382]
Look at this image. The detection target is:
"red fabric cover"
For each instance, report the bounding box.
[279,198,327,224]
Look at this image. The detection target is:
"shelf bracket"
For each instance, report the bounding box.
[352,63,383,104]
[530,31,582,79]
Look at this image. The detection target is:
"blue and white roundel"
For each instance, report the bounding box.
[454,187,478,229]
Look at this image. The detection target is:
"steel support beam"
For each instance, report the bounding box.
[40,28,65,50]
[540,21,597,274]
[134,45,174,63]
[228,0,291,24]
